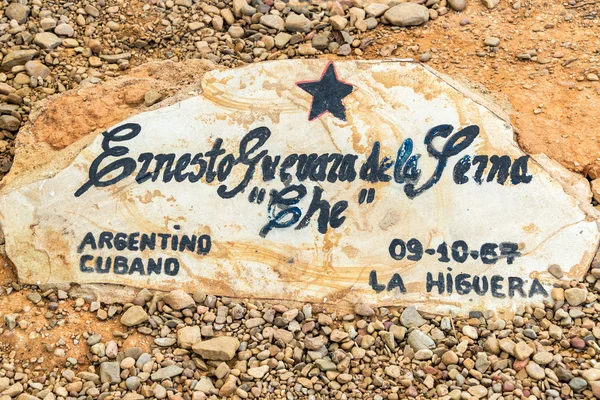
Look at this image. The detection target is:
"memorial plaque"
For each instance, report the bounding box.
[1,60,598,313]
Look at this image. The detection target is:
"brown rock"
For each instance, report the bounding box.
[441,350,459,365]
[481,0,500,8]
[14,73,30,86]
[0,115,21,132]
[513,358,528,371]
[192,336,240,360]
[11,57,216,181]
[177,326,201,348]
[88,39,103,54]
[120,305,148,326]
[25,60,51,79]
[571,337,586,350]
[219,375,237,396]
[33,32,62,50]
[384,3,429,27]
[297,377,313,389]
[144,90,162,106]
[305,336,326,350]
[0,83,16,95]
[565,287,588,306]
[163,289,195,310]
[6,3,30,24]
[1,50,38,71]
[590,381,600,399]
[89,57,102,67]
[514,342,533,360]
[548,264,564,279]
[354,303,375,317]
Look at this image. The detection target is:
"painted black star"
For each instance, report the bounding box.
[296,62,354,122]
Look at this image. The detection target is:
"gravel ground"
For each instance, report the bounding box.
[1,0,476,176]
[1,261,600,400]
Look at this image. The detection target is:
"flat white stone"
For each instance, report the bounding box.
[0,60,598,314]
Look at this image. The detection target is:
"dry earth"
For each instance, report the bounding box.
[362,0,600,178]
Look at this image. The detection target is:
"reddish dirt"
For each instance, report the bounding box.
[0,258,152,370]
[355,0,600,177]
[32,59,217,150]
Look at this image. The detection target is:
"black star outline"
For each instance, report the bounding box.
[295,62,355,122]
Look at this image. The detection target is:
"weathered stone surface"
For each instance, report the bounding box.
[177,326,201,348]
[6,3,30,24]
[533,351,554,365]
[526,362,546,380]
[99,362,121,384]
[151,366,183,381]
[0,60,598,314]
[408,330,435,351]
[565,287,588,306]
[400,305,426,328]
[0,83,16,95]
[120,305,148,326]
[33,32,62,49]
[0,116,21,132]
[25,60,51,79]
[194,377,215,394]
[144,90,162,107]
[305,336,326,350]
[40,17,57,30]
[2,382,23,397]
[260,15,284,31]
[163,289,195,310]
[514,341,533,360]
[274,32,292,48]
[285,13,311,32]
[54,23,75,37]
[192,336,240,360]
[247,365,269,379]
[442,350,459,365]
[354,303,375,317]
[448,0,467,11]
[330,15,348,30]
[1,50,38,71]
[219,375,237,397]
[154,337,175,347]
[582,368,600,382]
[100,53,132,63]
[481,0,500,8]
[384,3,429,27]
[365,3,389,17]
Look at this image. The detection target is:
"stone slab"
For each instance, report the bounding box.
[0,60,598,314]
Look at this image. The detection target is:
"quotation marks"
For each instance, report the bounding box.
[248,186,266,204]
[358,188,375,205]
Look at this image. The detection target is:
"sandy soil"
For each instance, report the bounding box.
[357,0,600,177]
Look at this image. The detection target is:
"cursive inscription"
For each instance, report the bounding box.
[75,123,532,236]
